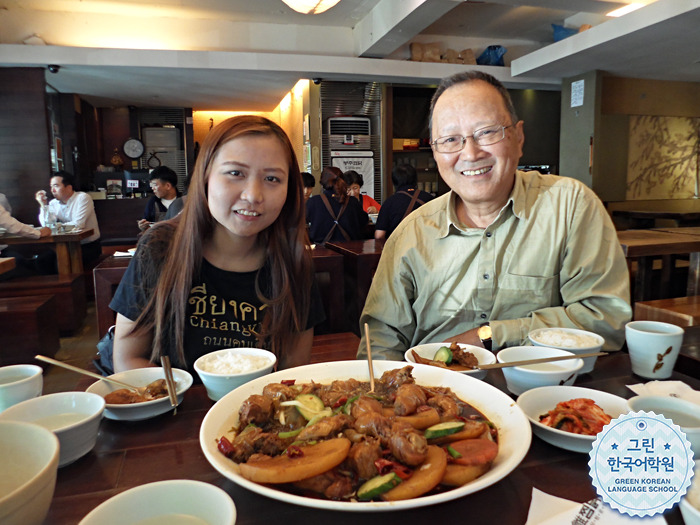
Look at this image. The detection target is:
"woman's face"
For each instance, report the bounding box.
[207,134,289,241]
[348,183,362,200]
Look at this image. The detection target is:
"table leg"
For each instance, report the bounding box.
[54,243,71,275]
[67,242,84,274]
[635,257,654,302]
[688,252,700,296]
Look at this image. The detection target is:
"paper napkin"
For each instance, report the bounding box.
[525,488,667,525]
[627,380,700,406]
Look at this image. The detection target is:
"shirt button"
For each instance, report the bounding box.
[483,274,489,280]
[480,313,487,319]
[485,231,492,237]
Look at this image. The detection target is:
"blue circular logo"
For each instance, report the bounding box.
[588,411,694,517]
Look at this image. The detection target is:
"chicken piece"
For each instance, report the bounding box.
[410,350,449,369]
[394,383,427,416]
[350,396,383,419]
[297,414,352,441]
[450,344,478,369]
[427,393,460,420]
[144,379,168,399]
[317,378,363,408]
[238,394,274,428]
[262,383,297,404]
[228,425,264,463]
[104,388,144,404]
[378,366,415,391]
[353,411,392,443]
[388,420,428,466]
[347,438,382,480]
[294,470,355,500]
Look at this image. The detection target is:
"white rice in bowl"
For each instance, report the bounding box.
[530,329,599,349]
[198,352,274,375]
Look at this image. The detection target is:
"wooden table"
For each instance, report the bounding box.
[0,256,16,274]
[93,248,347,339]
[613,209,700,229]
[325,239,385,335]
[0,229,94,275]
[617,229,700,301]
[45,330,700,525]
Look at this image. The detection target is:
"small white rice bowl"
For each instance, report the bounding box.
[0,391,105,467]
[78,479,236,525]
[194,347,276,401]
[0,364,43,413]
[528,327,604,374]
[681,464,700,525]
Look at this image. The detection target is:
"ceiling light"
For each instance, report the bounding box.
[280,0,341,15]
[606,3,644,17]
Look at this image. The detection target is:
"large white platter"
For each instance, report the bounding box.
[199,360,531,512]
[517,385,630,453]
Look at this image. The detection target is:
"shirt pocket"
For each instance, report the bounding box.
[499,271,561,308]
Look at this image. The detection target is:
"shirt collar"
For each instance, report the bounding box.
[440,171,527,237]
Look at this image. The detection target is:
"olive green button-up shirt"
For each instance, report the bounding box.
[358,171,632,361]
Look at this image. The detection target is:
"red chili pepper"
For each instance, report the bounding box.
[217,436,235,458]
[374,458,412,480]
[332,396,348,409]
[281,379,296,386]
[286,445,304,458]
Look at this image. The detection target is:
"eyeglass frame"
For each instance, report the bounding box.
[430,123,515,153]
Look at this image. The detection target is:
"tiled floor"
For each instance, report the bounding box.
[43,301,101,394]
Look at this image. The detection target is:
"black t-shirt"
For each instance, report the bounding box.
[305,189,369,244]
[375,186,434,238]
[110,227,325,374]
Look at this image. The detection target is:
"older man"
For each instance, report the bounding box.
[35,170,101,265]
[358,71,631,361]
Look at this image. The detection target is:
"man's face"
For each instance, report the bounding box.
[150,179,176,199]
[431,80,524,216]
[303,186,314,201]
[50,176,73,203]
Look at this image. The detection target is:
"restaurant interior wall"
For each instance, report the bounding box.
[0,68,52,225]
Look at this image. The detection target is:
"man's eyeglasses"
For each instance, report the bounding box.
[431,124,514,153]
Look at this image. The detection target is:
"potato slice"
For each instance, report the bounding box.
[381,445,447,501]
[239,438,351,484]
[395,407,441,430]
[441,463,490,486]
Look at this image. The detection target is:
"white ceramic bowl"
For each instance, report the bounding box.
[0,421,60,525]
[86,367,193,421]
[78,479,236,525]
[516,385,630,453]
[200,360,531,511]
[528,327,604,374]
[0,364,43,413]
[681,464,700,525]
[0,391,105,467]
[497,346,583,396]
[194,347,277,401]
[405,342,496,380]
[627,395,700,458]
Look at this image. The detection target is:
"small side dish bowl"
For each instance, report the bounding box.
[627,395,700,458]
[78,479,236,525]
[528,327,604,374]
[194,347,277,401]
[0,364,43,413]
[405,342,496,380]
[0,391,105,467]
[516,385,630,453]
[496,346,583,396]
[86,367,193,421]
[0,421,59,525]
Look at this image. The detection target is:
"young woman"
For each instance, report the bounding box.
[111,116,324,374]
[305,166,369,244]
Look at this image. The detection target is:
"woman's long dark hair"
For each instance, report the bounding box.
[320,166,349,204]
[132,115,313,366]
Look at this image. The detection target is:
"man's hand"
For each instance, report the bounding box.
[35,190,48,206]
[38,227,52,237]
[444,327,484,348]
[137,219,152,232]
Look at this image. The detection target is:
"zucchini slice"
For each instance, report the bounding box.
[424,421,466,440]
[434,346,453,364]
[357,472,402,501]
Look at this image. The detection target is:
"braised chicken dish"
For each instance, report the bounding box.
[103,379,170,405]
[539,398,612,435]
[217,366,498,502]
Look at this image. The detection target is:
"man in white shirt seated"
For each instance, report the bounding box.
[35,170,102,267]
[138,166,180,231]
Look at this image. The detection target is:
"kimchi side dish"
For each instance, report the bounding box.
[539,398,612,435]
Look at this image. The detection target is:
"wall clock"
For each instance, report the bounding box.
[123,138,145,159]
